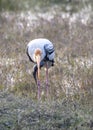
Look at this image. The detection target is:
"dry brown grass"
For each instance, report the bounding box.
[0,5,93,130]
[0,10,93,100]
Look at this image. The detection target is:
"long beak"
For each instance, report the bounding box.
[36,55,41,80]
[33,60,45,84]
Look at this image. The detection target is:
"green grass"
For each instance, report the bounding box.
[0,0,93,13]
[0,91,93,130]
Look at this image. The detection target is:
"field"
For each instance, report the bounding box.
[0,1,93,129]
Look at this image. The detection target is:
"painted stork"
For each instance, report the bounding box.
[26,38,55,99]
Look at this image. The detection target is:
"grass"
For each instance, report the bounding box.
[0,2,93,129]
[0,7,93,99]
[0,91,93,130]
[0,0,93,13]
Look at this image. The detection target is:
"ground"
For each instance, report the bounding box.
[0,91,93,130]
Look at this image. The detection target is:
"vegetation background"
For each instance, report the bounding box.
[0,0,93,129]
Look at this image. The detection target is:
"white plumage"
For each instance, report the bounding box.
[27,38,55,62]
[26,38,55,99]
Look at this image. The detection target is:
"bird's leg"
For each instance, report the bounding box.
[33,64,38,84]
[35,54,41,100]
[46,62,49,98]
[36,69,41,100]
[33,64,41,99]
[33,61,45,99]
[37,77,41,100]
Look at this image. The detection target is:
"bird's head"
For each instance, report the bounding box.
[34,49,42,80]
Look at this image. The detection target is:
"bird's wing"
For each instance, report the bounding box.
[44,44,55,61]
[44,44,54,54]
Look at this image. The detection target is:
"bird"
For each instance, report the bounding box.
[26,38,55,99]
